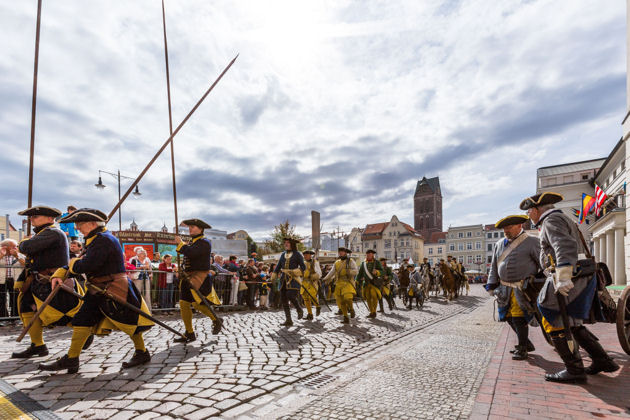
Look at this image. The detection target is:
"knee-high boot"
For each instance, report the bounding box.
[545,332,586,383]
[572,326,619,375]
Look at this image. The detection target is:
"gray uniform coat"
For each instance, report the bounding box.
[537,210,593,327]
[487,232,541,319]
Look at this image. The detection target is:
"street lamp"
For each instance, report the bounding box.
[95,169,141,231]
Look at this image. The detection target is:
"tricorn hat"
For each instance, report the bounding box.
[58,208,107,223]
[182,218,212,229]
[379,257,387,261]
[365,249,376,254]
[283,237,301,244]
[495,215,529,229]
[519,192,563,210]
[303,250,315,255]
[338,247,351,253]
[18,205,62,218]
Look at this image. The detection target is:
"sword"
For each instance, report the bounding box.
[58,283,188,341]
[548,254,578,353]
[16,281,62,343]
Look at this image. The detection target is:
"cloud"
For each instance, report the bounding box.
[0,0,625,240]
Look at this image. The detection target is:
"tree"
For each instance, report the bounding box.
[264,219,304,253]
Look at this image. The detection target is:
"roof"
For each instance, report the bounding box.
[363,222,389,235]
[401,222,423,239]
[428,231,447,243]
[537,158,605,177]
[414,176,440,196]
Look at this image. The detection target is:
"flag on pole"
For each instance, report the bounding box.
[594,184,607,216]
[578,193,596,224]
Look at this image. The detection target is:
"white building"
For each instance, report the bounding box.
[591,139,627,286]
[423,232,447,266]
[446,224,486,273]
[536,159,605,239]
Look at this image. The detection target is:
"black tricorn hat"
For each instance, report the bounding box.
[495,215,529,229]
[379,257,387,261]
[18,205,62,218]
[182,218,212,229]
[519,192,563,210]
[303,250,315,255]
[365,249,376,254]
[338,247,351,253]
[283,237,301,244]
[59,208,107,223]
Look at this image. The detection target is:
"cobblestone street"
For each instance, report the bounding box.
[0,285,496,419]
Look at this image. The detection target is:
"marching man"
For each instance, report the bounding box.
[301,250,322,320]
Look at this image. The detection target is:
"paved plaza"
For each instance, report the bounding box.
[1,284,627,419]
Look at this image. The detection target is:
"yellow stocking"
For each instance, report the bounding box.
[22,313,44,346]
[193,302,217,321]
[179,300,194,333]
[304,298,313,315]
[68,326,92,358]
[131,333,146,352]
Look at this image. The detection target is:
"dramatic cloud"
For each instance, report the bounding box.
[0,0,625,239]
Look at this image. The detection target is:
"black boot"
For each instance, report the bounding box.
[306,313,313,321]
[281,320,293,327]
[545,333,586,383]
[297,309,304,320]
[512,345,528,361]
[572,326,620,375]
[336,309,342,315]
[378,298,385,313]
[82,334,95,350]
[122,349,151,369]
[212,318,224,335]
[39,354,79,374]
[316,306,321,316]
[11,343,49,359]
[349,307,355,319]
[342,316,349,324]
[174,332,196,343]
[510,340,535,354]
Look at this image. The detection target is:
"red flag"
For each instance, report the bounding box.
[595,184,607,216]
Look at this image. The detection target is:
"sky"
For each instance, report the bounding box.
[0,0,626,240]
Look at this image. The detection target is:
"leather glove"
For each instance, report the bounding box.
[486,288,495,297]
[553,265,574,297]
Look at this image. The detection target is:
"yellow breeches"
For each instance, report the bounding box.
[94,296,154,337]
[192,287,221,306]
[363,284,381,314]
[301,281,319,315]
[542,316,563,334]
[507,291,524,318]
[334,280,355,317]
[382,285,390,296]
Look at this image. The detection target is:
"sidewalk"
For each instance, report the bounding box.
[471,320,630,419]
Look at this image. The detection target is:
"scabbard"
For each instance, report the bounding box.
[556,292,578,354]
[16,283,61,343]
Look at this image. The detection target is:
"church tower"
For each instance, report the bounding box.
[414,176,442,239]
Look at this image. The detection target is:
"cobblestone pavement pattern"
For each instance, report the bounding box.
[0,285,494,419]
[263,288,501,420]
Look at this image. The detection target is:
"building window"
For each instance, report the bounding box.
[487,233,492,239]
[384,240,391,249]
[458,243,464,251]
[475,241,481,250]
[467,255,473,264]
[394,240,398,246]
[487,256,492,263]
[437,247,442,254]
[428,257,433,265]
[493,232,499,238]
[449,244,455,251]
[458,232,463,238]
[406,240,410,247]
[581,174,589,180]
[373,242,377,249]
[487,244,493,252]
[500,233,504,238]
[458,256,464,263]
[429,248,433,255]
[467,242,472,250]
[384,251,391,259]
[467,232,472,237]
[476,232,481,236]
[476,255,482,263]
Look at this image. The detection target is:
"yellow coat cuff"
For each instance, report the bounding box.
[52,268,68,279]
[68,257,80,274]
[176,241,185,252]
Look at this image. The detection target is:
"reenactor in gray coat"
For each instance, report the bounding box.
[521,192,619,383]
[485,215,541,360]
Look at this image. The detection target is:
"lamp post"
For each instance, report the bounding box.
[95,169,141,231]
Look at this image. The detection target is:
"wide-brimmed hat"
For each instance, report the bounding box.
[58,208,107,223]
[283,237,301,244]
[182,218,212,229]
[303,250,315,255]
[338,247,351,253]
[519,192,563,210]
[18,205,62,218]
[495,215,529,229]
[365,249,376,254]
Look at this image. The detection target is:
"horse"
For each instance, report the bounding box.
[438,262,457,301]
[419,266,432,299]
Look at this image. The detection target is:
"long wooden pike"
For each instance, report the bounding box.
[107,53,238,221]
[26,0,43,235]
[161,0,179,237]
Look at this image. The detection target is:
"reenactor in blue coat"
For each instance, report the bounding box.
[485,215,540,360]
[272,238,305,326]
[174,219,223,343]
[40,209,154,373]
[12,206,83,359]
[522,192,619,383]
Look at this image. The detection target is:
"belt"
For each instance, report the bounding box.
[90,272,127,284]
[500,279,524,289]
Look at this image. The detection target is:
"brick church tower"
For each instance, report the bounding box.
[414,176,442,239]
